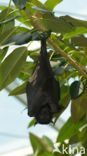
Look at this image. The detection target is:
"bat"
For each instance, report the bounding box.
[26,38,61,124]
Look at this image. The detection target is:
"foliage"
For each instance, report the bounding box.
[0,0,87,155]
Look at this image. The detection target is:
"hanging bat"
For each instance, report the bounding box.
[26,38,61,124]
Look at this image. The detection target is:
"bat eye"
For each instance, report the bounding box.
[35,105,52,124]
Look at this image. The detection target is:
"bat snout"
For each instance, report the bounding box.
[35,105,52,124]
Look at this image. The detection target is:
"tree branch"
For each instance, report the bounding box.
[27,14,87,78]
[48,38,87,78]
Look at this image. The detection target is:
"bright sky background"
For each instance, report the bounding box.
[55,0,87,15]
[1,0,87,16]
[0,0,86,155]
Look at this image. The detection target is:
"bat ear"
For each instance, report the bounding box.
[35,105,52,124]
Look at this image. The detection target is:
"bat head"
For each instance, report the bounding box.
[35,105,52,124]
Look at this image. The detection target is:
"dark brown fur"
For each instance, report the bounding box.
[26,39,60,124]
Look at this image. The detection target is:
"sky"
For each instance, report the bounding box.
[1,0,87,20]
[55,0,87,15]
[1,0,87,16]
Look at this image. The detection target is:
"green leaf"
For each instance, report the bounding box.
[37,15,87,34]
[71,99,85,123]
[0,4,7,10]
[62,16,87,29]
[0,47,27,90]
[30,51,39,61]
[37,151,53,156]
[71,50,87,66]
[57,117,86,142]
[63,27,87,39]
[44,0,62,11]
[6,32,32,45]
[21,61,36,75]
[80,90,87,113]
[42,136,53,149]
[0,47,8,63]
[1,26,31,45]
[6,31,41,45]
[9,81,27,95]
[39,14,74,33]
[70,81,80,99]
[60,85,70,107]
[0,8,15,32]
[71,35,87,47]
[0,28,14,45]
[71,91,87,122]
[12,0,27,9]
[0,8,16,45]
[30,133,46,152]
[29,133,51,153]
[28,118,37,128]
[0,8,15,23]
[31,0,45,9]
